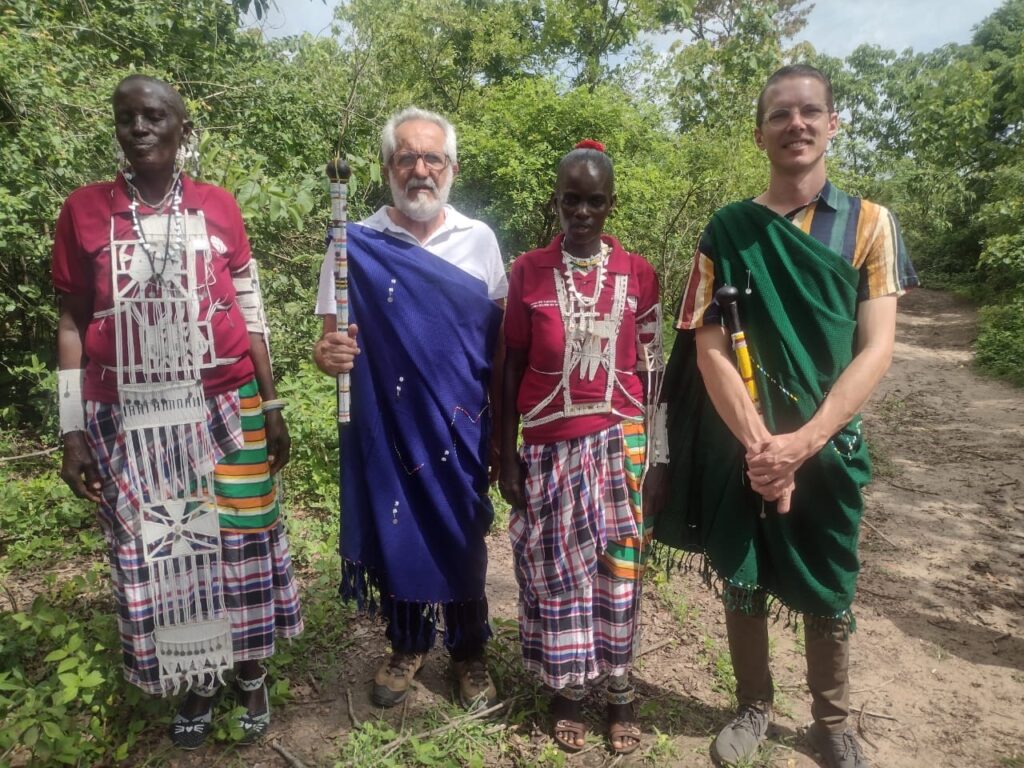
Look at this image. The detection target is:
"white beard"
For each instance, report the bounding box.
[389,171,453,222]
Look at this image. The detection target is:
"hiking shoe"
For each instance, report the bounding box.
[805,722,871,768]
[710,704,771,766]
[452,655,497,711]
[371,652,424,707]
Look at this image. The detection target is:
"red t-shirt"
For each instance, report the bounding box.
[51,174,254,403]
[505,234,660,444]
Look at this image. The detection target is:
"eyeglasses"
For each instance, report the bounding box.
[763,104,830,127]
[390,151,450,171]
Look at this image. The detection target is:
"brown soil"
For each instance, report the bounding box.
[109,288,1024,766]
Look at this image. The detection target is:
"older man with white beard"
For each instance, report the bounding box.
[313,107,507,711]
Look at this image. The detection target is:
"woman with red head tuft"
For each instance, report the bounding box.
[499,141,669,754]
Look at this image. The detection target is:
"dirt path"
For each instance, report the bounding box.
[175,288,1024,767]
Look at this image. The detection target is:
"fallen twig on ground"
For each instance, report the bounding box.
[379,697,517,759]
[291,697,338,706]
[0,446,59,463]
[880,478,939,496]
[850,705,898,722]
[270,739,308,768]
[635,638,674,659]
[346,687,361,728]
[858,585,899,600]
[851,678,894,695]
[862,518,899,548]
[857,699,878,748]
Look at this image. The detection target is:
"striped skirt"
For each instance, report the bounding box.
[510,421,649,690]
[86,381,303,695]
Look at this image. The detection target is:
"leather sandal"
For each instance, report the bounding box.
[235,666,270,744]
[607,719,642,755]
[606,684,642,755]
[551,693,586,752]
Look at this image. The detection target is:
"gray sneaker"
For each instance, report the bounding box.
[805,722,871,768]
[710,704,771,766]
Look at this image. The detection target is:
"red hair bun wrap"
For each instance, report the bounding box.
[575,139,605,152]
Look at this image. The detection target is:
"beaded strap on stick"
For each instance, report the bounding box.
[326,159,352,424]
[716,285,772,518]
[715,285,761,413]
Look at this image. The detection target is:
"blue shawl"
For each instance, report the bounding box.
[337,224,502,609]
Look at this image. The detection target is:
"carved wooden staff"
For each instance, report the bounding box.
[327,158,352,424]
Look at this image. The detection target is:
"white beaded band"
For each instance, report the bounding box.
[648,402,669,465]
[233,266,269,336]
[58,368,86,435]
[261,399,286,413]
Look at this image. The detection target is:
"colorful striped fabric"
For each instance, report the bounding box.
[510,421,648,689]
[215,379,280,532]
[601,421,649,580]
[677,180,919,329]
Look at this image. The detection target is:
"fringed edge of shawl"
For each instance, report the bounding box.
[337,559,493,652]
[339,558,380,616]
[648,542,856,638]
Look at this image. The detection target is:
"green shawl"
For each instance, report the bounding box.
[657,200,872,624]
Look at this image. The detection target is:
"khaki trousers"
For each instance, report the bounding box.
[724,608,850,733]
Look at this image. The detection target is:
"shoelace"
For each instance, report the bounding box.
[838,731,864,758]
[388,654,420,675]
[733,706,768,739]
[464,663,490,686]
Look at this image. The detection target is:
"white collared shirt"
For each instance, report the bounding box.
[315,205,508,315]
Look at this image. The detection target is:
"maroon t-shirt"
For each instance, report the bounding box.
[51,174,254,403]
[505,233,660,444]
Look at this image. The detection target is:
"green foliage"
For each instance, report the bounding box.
[0,457,99,572]
[276,363,340,512]
[979,155,1024,285]
[975,292,1024,385]
[0,588,166,767]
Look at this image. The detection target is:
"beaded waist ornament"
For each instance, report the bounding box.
[111,176,232,693]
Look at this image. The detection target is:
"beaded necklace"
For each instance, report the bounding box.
[127,175,185,281]
[560,241,610,313]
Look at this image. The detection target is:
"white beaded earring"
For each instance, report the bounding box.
[113,136,131,178]
[175,132,200,176]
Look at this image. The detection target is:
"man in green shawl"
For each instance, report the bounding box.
[660,65,918,768]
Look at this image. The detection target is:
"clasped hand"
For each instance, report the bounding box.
[745,431,817,514]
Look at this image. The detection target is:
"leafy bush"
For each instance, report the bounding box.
[975,292,1024,386]
[0,589,165,766]
[0,460,100,572]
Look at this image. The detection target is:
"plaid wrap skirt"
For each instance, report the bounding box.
[510,421,647,690]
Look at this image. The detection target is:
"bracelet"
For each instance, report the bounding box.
[261,399,286,413]
[58,368,86,435]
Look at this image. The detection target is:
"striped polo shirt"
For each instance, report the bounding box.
[677,181,919,329]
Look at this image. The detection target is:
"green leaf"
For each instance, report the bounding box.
[79,670,104,688]
[44,648,68,662]
[57,673,78,688]
[22,725,39,748]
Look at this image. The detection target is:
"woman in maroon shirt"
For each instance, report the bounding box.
[52,75,301,750]
[499,141,668,754]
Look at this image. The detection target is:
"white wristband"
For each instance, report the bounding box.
[58,368,86,435]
